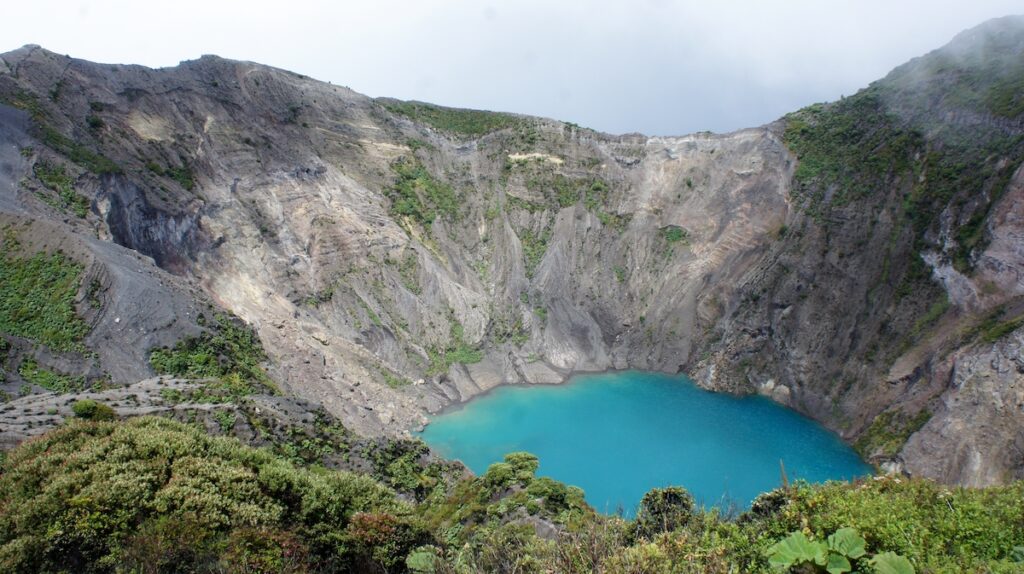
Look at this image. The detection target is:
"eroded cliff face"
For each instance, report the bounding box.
[1,16,1022,486]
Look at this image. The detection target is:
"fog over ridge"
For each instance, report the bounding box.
[4,1,1022,135]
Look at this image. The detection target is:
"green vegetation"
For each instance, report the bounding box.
[905,294,950,344]
[0,417,409,573]
[397,251,422,295]
[18,359,85,393]
[33,161,89,217]
[387,157,459,227]
[148,314,275,396]
[970,305,1024,344]
[3,418,1022,573]
[783,56,1024,273]
[855,410,932,459]
[660,225,688,244]
[405,138,432,152]
[213,409,237,432]
[633,486,694,539]
[147,161,196,191]
[380,99,522,137]
[767,527,914,574]
[0,237,89,352]
[381,369,412,389]
[783,93,918,209]
[519,172,612,213]
[506,195,545,213]
[357,298,384,328]
[427,320,483,375]
[71,399,116,421]
[519,228,551,278]
[597,210,629,233]
[533,306,548,323]
[2,90,121,175]
[525,173,579,208]
[86,114,104,130]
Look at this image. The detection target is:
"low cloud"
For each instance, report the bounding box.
[5,0,1022,135]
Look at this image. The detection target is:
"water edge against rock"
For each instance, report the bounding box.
[418,370,872,516]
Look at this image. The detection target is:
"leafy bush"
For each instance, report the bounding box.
[0,416,402,572]
[634,486,695,539]
[766,527,913,574]
[71,399,116,421]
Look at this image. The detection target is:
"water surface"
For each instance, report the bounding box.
[419,371,871,515]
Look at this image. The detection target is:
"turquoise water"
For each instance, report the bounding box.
[418,371,871,515]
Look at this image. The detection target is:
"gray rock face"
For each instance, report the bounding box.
[901,333,1024,485]
[1,19,1023,486]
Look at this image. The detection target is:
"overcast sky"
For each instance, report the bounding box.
[4,1,1022,135]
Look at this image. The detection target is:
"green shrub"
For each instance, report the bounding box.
[634,486,695,539]
[2,90,121,175]
[71,399,116,421]
[0,416,401,572]
[855,410,931,459]
[659,225,688,244]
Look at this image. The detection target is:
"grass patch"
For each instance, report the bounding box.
[970,306,1024,345]
[18,359,85,393]
[2,90,121,176]
[614,266,627,283]
[0,237,88,352]
[396,251,421,295]
[855,409,932,459]
[381,369,412,389]
[427,320,483,375]
[379,99,522,137]
[660,225,688,244]
[33,162,89,217]
[148,314,275,395]
[386,157,459,227]
[520,228,551,278]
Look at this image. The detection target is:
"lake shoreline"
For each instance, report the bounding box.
[417,370,874,514]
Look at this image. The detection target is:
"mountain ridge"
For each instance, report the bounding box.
[0,15,1022,487]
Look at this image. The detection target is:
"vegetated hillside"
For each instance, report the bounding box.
[691,15,1024,484]
[1,416,1022,573]
[0,15,1023,491]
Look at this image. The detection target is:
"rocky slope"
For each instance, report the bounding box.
[1,17,1022,486]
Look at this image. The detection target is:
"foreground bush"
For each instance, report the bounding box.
[1,418,1022,573]
[0,416,414,572]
